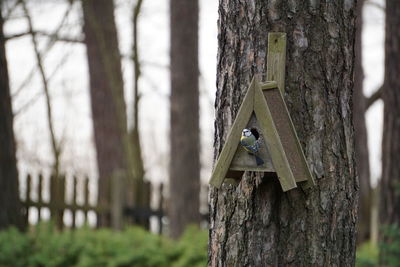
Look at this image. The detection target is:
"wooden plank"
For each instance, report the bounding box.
[38,173,43,221]
[49,174,56,223]
[25,174,31,225]
[264,87,316,186]
[57,175,65,229]
[260,81,278,90]
[84,177,89,223]
[26,174,31,203]
[50,174,64,229]
[253,79,297,191]
[209,77,256,188]
[72,176,77,229]
[266,32,287,93]
[265,32,315,188]
[263,88,306,183]
[158,183,164,234]
[143,180,151,229]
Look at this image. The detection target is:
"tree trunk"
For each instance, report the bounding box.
[380,0,400,227]
[353,0,371,244]
[169,0,200,239]
[0,3,23,230]
[129,0,149,229]
[209,2,358,266]
[82,0,133,227]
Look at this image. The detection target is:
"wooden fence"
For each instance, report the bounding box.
[19,173,165,233]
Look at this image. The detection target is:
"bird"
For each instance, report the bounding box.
[240,128,264,166]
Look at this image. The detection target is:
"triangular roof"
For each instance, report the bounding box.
[209,76,315,192]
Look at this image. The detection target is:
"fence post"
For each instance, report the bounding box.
[24,174,32,226]
[71,176,77,229]
[158,183,164,234]
[37,173,43,221]
[142,180,151,229]
[83,177,90,224]
[50,174,65,229]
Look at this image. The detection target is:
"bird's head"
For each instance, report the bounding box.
[242,128,251,137]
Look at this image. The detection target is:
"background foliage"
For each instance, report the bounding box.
[356,224,400,267]
[379,224,400,267]
[0,224,207,267]
[2,223,400,267]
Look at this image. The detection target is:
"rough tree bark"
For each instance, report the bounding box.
[209,1,358,266]
[380,0,400,227]
[353,0,371,244]
[82,0,133,227]
[169,0,200,239]
[0,2,23,230]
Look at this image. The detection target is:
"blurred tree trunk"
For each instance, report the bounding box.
[354,0,372,244]
[130,0,148,228]
[209,2,358,266]
[169,0,200,239]
[82,0,134,227]
[0,3,23,230]
[380,0,400,228]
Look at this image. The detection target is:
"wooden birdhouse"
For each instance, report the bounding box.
[209,33,315,192]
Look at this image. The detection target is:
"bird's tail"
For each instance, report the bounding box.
[255,155,264,166]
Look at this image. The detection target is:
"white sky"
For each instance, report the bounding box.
[363,1,385,186]
[3,0,384,192]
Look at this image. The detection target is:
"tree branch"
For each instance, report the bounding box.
[14,50,71,117]
[366,86,383,109]
[365,0,385,11]
[21,0,61,177]
[130,0,146,184]
[12,0,75,99]
[5,30,83,43]
[4,31,29,40]
[132,0,144,130]
[3,0,20,21]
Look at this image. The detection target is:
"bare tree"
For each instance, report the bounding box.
[169,0,200,238]
[0,1,23,230]
[209,2,358,266]
[82,0,134,227]
[129,0,147,226]
[380,0,400,235]
[11,0,76,101]
[21,0,62,179]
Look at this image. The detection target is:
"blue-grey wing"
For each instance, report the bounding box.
[240,138,248,146]
[240,138,259,153]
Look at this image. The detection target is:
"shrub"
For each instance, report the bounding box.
[0,224,207,267]
[356,242,378,267]
[0,227,31,267]
[171,225,208,267]
[380,224,400,267]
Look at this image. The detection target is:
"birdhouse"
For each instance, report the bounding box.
[209,32,315,192]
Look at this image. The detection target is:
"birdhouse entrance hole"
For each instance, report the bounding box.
[250,128,260,140]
